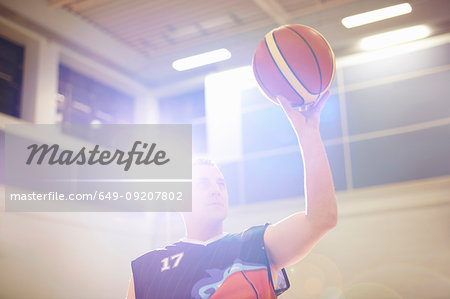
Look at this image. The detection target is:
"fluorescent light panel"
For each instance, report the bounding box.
[360,25,431,50]
[342,3,412,28]
[172,48,231,71]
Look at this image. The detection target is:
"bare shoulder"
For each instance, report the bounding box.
[126,274,135,299]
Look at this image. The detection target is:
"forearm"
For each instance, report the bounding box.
[298,129,337,227]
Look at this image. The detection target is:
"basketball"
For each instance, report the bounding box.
[252,24,335,107]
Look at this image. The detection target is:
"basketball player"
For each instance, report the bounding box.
[126,91,337,298]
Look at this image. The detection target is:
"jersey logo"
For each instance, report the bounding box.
[191,259,266,298]
[161,252,184,272]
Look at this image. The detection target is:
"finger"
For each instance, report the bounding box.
[300,102,314,112]
[276,95,294,114]
[313,91,330,112]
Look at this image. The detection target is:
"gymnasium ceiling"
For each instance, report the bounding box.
[2,0,450,92]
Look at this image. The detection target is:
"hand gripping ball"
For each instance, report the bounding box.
[252,24,335,107]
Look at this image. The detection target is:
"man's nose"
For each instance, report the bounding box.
[209,183,221,195]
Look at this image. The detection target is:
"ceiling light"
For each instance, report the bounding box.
[360,25,431,50]
[172,48,231,71]
[342,3,412,28]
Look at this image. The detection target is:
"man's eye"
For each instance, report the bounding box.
[197,182,209,189]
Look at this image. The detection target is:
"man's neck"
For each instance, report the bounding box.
[185,221,223,242]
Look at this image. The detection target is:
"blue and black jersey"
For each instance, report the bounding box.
[132,224,290,298]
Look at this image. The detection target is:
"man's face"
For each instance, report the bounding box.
[188,164,229,223]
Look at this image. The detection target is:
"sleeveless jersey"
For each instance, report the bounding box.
[131,224,290,298]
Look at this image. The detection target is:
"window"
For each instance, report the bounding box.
[0,36,24,118]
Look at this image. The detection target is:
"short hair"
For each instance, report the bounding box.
[192,157,218,168]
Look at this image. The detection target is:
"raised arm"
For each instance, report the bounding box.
[264,92,338,272]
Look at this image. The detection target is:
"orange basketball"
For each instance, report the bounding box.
[252,24,335,107]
